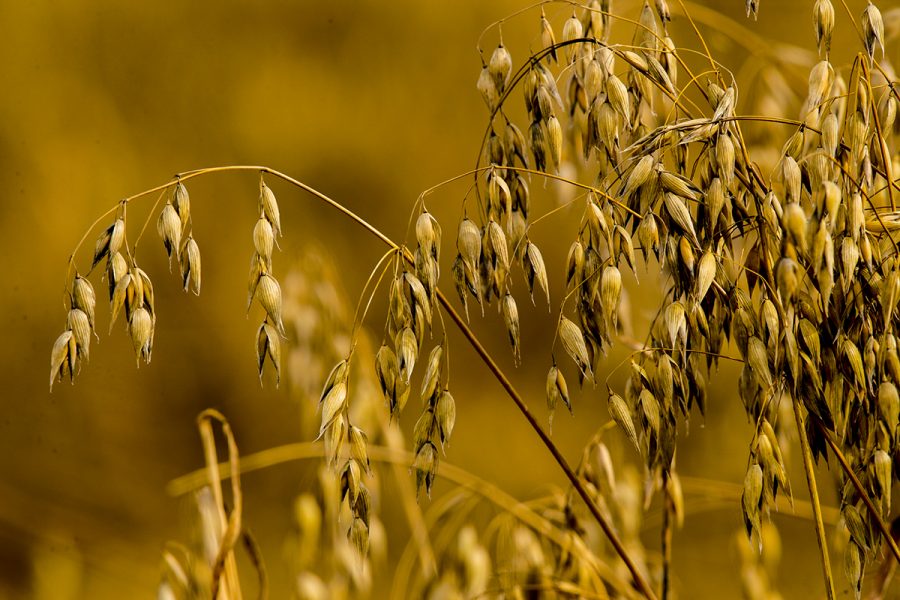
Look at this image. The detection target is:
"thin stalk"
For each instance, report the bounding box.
[434,287,658,600]
[791,399,836,600]
[817,420,900,565]
[860,56,896,211]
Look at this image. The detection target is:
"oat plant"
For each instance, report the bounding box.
[51,1,900,598]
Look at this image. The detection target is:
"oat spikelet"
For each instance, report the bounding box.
[181,236,201,295]
[477,63,499,111]
[540,9,557,63]
[255,274,284,334]
[608,391,639,451]
[546,364,571,431]
[813,0,835,57]
[420,344,443,401]
[501,293,520,363]
[862,1,885,60]
[72,275,96,329]
[49,330,76,391]
[546,115,562,170]
[157,203,182,263]
[67,308,91,360]
[489,44,512,93]
[92,218,126,269]
[435,390,456,445]
[256,322,281,385]
[253,217,275,268]
[559,317,594,382]
[173,181,191,230]
[523,241,550,307]
[259,180,282,237]
[129,307,153,366]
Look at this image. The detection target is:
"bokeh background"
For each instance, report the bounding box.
[2,0,896,598]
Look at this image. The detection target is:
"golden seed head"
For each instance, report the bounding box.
[109,272,132,334]
[487,219,509,272]
[487,170,511,217]
[256,321,281,385]
[562,13,584,44]
[477,65,499,111]
[488,44,512,93]
[806,60,834,113]
[247,253,266,310]
[435,390,456,445]
[877,381,899,430]
[129,306,153,366]
[541,12,558,63]
[663,193,699,246]
[375,343,398,400]
[566,240,585,289]
[559,317,593,381]
[529,120,547,172]
[697,251,716,300]
[323,416,346,469]
[501,293,520,362]
[106,251,128,300]
[413,441,437,498]
[259,181,282,237]
[349,426,370,473]
[319,381,347,434]
[397,326,418,384]
[173,181,190,230]
[546,115,563,170]
[256,273,284,334]
[72,275,96,329]
[49,330,75,391]
[862,1,885,60]
[67,308,91,360]
[813,0,835,56]
[457,218,481,271]
[157,202,182,261]
[420,344,443,401]
[416,211,441,262]
[524,241,550,306]
[181,236,201,295]
[742,463,763,532]
[253,217,275,268]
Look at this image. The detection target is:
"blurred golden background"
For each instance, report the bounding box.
[2,0,895,598]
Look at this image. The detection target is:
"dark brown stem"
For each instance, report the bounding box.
[817,419,900,565]
[433,286,657,600]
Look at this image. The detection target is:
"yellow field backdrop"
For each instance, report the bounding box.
[1,0,894,598]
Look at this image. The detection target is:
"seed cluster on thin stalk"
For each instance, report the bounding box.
[50,0,900,597]
[464,0,900,597]
[51,181,200,390]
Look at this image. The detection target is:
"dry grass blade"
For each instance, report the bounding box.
[197,409,244,600]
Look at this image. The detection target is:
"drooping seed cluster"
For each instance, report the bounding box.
[51,181,202,389]
[467,0,899,594]
[250,177,285,385]
[371,212,458,498]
